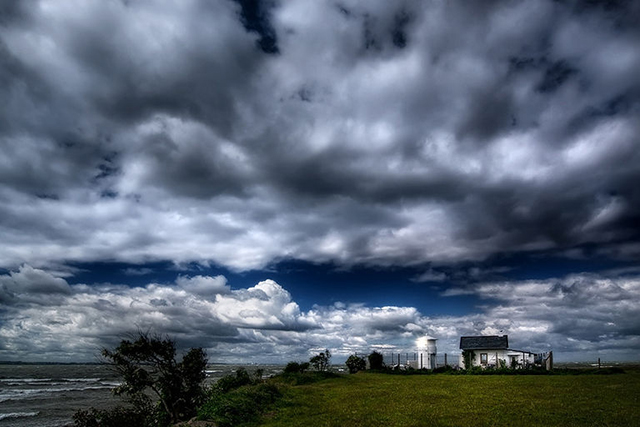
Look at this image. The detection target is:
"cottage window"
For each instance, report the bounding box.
[480,353,488,365]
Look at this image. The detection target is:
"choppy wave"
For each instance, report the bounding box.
[101,381,122,387]
[0,411,39,421]
[1,377,99,383]
[0,384,115,402]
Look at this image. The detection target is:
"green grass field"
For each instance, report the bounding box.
[261,371,640,426]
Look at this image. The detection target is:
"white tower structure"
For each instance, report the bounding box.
[414,336,437,369]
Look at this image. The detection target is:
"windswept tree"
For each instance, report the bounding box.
[310,349,332,372]
[75,332,208,426]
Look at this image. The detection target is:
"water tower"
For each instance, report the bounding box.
[415,336,437,369]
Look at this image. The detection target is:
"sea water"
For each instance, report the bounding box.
[0,364,282,427]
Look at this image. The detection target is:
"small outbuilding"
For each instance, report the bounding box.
[459,335,543,369]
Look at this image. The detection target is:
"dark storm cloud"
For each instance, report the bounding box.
[0,0,639,270]
[0,0,32,25]
[49,1,264,134]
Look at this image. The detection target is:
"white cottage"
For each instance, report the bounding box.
[459,335,537,369]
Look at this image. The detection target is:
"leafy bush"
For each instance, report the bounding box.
[551,367,625,375]
[214,368,256,393]
[443,365,551,375]
[197,368,283,426]
[198,383,281,427]
[432,365,455,374]
[283,361,310,374]
[466,365,484,375]
[199,390,257,427]
[593,367,625,375]
[345,354,367,374]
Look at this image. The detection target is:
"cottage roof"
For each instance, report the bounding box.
[459,335,508,350]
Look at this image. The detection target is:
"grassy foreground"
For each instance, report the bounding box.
[261,371,640,426]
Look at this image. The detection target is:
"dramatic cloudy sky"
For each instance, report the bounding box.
[1,0,639,364]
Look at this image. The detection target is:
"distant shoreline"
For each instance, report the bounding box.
[0,361,282,366]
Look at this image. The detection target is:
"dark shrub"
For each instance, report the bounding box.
[594,367,625,375]
[198,383,281,427]
[368,351,384,370]
[215,368,255,393]
[432,365,455,374]
[284,361,309,374]
[346,354,367,374]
